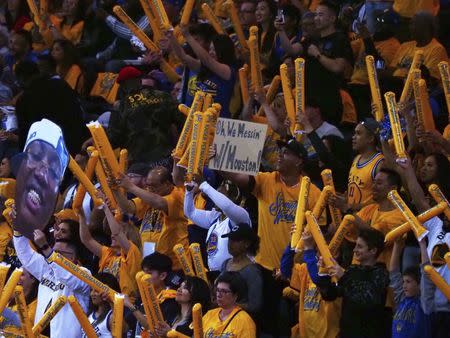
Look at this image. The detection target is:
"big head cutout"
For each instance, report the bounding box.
[15,119,68,239]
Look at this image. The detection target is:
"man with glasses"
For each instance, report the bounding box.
[14,119,69,239]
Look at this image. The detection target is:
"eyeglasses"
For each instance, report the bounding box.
[215,288,233,295]
[26,150,62,183]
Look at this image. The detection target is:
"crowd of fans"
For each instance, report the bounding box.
[0,0,450,337]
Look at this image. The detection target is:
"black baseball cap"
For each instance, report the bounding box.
[360,118,380,137]
[277,138,308,159]
[221,223,257,242]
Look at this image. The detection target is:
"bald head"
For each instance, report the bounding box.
[146,166,173,195]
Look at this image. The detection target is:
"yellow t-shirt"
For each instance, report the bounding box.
[390,39,448,80]
[11,298,37,324]
[202,307,256,338]
[347,152,384,208]
[394,0,440,18]
[90,73,120,104]
[292,263,341,338]
[350,37,400,85]
[98,241,142,299]
[134,186,189,270]
[354,204,404,265]
[252,172,322,270]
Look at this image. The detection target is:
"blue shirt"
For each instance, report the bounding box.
[392,296,431,338]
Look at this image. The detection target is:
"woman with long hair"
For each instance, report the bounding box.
[51,39,84,94]
[419,153,450,201]
[83,272,122,338]
[168,25,237,118]
[255,0,277,79]
[153,276,211,337]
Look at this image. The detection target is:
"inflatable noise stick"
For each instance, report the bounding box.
[328,215,355,257]
[0,263,10,293]
[95,161,118,210]
[173,244,195,276]
[305,212,337,283]
[201,3,225,34]
[86,120,121,182]
[189,243,209,283]
[291,176,310,249]
[119,149,128,173]
[173,91,205,159]
[26,0,45,30]
[112,5,180,83]
[68,295,97,338]
[178,104,190,116]
[445,252,450,270]
[413,77,436,131]
[249,25,258,39]
[239,66,250,104]
[49,252,117,300]
[40,0,48,14]
[388,190,428,241]
[192,303,203,338]
[72,151,99,211]
[203,94,213,112]
[385,202,447,242]
[225,0,248,50]
[187,112,203,178]
[280,63,296,136]
[312,186,333,220]
[399,50,424,104]
[180,0,195,25]
[13,286,34,338]
[384,92,407,162]
[141,274,164,323]
[248,36,263,91]
[32,296,67,335]
[139,0,162,41]
[321,169,342,227]
[112,293,124,338]
[365,55,384,121]
[135,272,156,334]
[428,184,450,221]
[294,58,305,141]
[195,111,214,170]
[424,265,450,301]
[148,0,172,31]
[0,268,22,314]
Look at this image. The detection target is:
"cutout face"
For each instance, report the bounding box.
[14,120,68,239]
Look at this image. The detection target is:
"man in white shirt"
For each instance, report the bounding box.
[14,231,90,338]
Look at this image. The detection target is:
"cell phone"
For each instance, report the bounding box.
[276,9,285,24]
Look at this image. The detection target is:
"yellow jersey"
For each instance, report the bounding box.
[98,241,142,300]
[347,152,384,208]
[134,186,189,270]
[252,171,322,270]
[390,38,448,80]
[291,263,341,338]
[202,306,256,338]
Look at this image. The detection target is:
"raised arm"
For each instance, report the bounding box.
[184,183,222,229]
[117,173,168,214]
[182,26,232,80]
[104,204,131,253]
[79,211,103,257]
[166,30,201,71]
[199,181,250,225]
[255,89,288,137]
[13,234,50,281]
[389,239,406,305]
[274,21,303,57]
[395,158,429,213]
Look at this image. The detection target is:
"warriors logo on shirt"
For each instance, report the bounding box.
[207,232,219,257]
[141,209,163,233]
[269,192,297,224]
